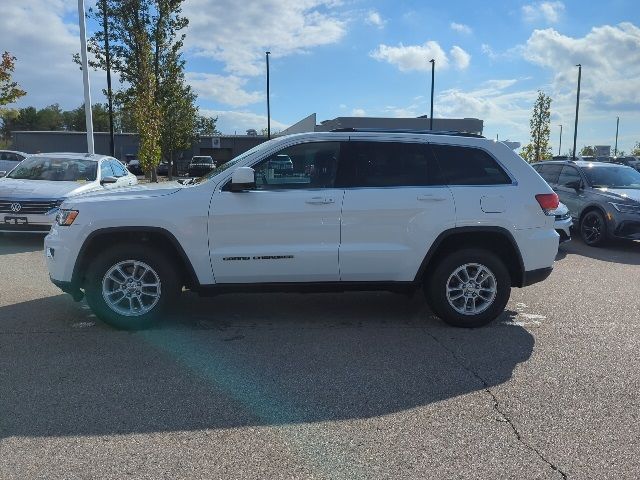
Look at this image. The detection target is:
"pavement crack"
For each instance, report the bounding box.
[425,329,568,480]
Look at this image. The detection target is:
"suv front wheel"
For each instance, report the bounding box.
[84,244,179,329]
[426,249,511,328]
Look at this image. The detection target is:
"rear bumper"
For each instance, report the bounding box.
[522,267,553,287]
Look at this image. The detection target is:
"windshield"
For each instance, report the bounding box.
[7,157,97,181]
[193,140,277,184]
[583,165,640,189]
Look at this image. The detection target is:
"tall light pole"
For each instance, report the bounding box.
[572,64,581,160]
[614,116,619,156]
[265,51,271,140]
[102,0,115,156]
[78,0,94,154]
[558,124,563,156]
[429,59,435,130]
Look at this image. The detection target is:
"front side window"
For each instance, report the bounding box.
[251,142,340,190]
[109,160,127,177]
[100,161,115,179]
[7,157,97,181]
[430,144,512,185]
[337,141,442,187]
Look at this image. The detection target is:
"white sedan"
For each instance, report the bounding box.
[0,153,137,233]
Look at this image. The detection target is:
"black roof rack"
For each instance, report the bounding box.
[329,127,485,138]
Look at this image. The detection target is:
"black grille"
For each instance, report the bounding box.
[0,199,61,215]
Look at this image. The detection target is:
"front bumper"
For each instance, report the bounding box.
[522,267,553,287]
[612,219,640,240]
[0,213,53,233]
[50,278,84,301]
[554,217,573,243]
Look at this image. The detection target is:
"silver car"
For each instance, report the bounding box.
[0,150,27,176]
[0,153,137,233]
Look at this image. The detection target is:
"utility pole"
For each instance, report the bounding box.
[102,0,115,156]
[429,59,435,130]
[266,51,271,140]
[558,124,562,156]
[614,116,619,156]
[78,0,94,154]
[572,64,581,160]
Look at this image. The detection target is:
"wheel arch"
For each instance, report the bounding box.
[72,227,199,289]
[414,226,526,288]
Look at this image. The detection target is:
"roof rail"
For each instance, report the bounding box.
[329,127,485,138]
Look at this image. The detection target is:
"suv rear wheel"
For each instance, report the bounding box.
[84,244,178,329]
[426,249,511,328]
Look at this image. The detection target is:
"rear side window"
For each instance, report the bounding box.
[535,164,563,185]
[430,144,512,185]
[337,141,443,187]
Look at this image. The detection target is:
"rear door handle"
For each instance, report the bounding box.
[417,194,447,202]
[306,197,334,205]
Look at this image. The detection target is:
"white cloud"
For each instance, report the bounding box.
[186,73,263,107]
[522,2,565,24]
[521,23,640,108]
[365,10,386,28]
[0,0,108,109]
[449,46,471,70]
[351,108,366,117]
[371,41,471,72]
[183,0,346,77]
[450,22,472,35]
[201,109,288,135]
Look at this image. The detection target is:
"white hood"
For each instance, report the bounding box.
[0,178,100,199]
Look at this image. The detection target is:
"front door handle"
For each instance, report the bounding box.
[306,197,334,205]
[417,194,447,202]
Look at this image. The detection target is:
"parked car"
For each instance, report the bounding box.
[609,156,640,172]
[188,156,216,177]
[553,202,572,243]
[156,161,169,176]
[125,158,143,176]
[532,160,640,246]
[0,150,27,177]
[45,129,559,330]
[0,153,137,233]
[267,154,294,172]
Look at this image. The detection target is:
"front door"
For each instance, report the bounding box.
[209,141,343,284]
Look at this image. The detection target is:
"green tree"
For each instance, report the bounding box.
[130,28,162,181]
[631,142,640,156]
[580,145,595,156]
[62,103,111,132]
[520,91,552,163]
[0,51,26,106]
[196,115,220,136]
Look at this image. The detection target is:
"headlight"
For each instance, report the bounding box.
[55,209,79,226]
[609,202,640,214]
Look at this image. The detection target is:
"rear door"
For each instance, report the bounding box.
[338,140,455,281]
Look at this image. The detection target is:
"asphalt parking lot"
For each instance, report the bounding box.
[1,234,639,479]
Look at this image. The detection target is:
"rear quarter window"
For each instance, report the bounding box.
[429,144,512,185]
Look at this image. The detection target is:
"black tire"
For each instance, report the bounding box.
[84,243,179,330]
[580,210,607,247]
[425,249,511,328]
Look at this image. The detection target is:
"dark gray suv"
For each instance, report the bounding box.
[532,160,640,246]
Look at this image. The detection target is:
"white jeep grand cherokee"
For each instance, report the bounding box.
[45,130,559,329]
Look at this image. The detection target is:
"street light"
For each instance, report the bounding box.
[558,124,563,156]
[429,59,435,130]
[78,0,94,154]
[265,51,271,140]
[614,116,619,156]
[572,64,581,160]
[102,0,115,156]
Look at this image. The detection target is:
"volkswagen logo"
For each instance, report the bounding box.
[10,203,22,213]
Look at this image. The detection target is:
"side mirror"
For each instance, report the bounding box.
[230,167,256,192]
[0,171,6,178]
[101,176,118,185]
[565,180,582,190]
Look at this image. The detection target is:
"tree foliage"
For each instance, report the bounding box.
[520,91,552,163]
[580,145,595,156]
[631,142,640,156]
[0,52,26,106]
[197,115,220,136]
[86,0,198,180]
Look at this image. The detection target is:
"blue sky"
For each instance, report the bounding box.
[1,0,639,154]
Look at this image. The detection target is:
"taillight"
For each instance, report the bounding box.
[535,193,559,215]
